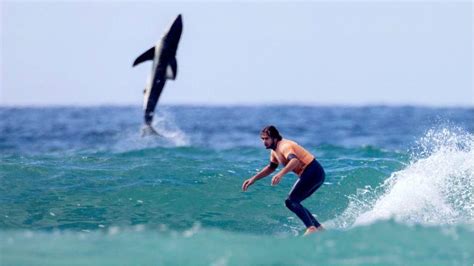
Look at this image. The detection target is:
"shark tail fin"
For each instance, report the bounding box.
[141,124,163,137]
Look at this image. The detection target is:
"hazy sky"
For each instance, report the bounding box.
[1,1,473,106]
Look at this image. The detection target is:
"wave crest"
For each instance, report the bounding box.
[330,126,474,228]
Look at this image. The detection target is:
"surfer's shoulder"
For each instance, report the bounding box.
[279,139,296,149]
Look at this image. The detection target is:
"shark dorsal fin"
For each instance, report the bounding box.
[133,47,155,67]
[165,57,178,80]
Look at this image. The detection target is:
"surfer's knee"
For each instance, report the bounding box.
[285,198,298,210]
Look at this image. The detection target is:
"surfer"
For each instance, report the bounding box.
[242,125,325,236]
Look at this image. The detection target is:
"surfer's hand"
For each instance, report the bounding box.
[242,178,255,192]
[271,173,283,186]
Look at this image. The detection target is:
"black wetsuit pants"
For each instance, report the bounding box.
[285,159,325,228]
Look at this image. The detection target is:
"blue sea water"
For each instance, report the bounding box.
[0,105,473,265]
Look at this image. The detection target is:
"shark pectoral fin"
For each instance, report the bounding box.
[133,46,155,67]
[165,57,178,80]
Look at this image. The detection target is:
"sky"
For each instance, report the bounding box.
[1,1,473,107]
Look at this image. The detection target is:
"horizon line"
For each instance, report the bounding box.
[1,102,473,109]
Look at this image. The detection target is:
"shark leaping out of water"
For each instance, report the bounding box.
[133,14,183,136]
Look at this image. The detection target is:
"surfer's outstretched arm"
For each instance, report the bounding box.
[242,163,277,191]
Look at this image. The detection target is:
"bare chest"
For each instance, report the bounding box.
[273,151,288,166]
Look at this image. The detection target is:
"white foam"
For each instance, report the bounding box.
[183,222,202,238]
[108,226,120,236]
[331,127,474,228]
[151,110,190,147]
[112,109,190,152]
[134,224,146,232]
[211,253,231,266]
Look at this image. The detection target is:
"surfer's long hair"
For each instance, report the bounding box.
[261,125,282,141]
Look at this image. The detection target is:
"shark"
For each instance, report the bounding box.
[133,14,183,136]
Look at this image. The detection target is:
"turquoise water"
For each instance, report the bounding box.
[1,106,473,265]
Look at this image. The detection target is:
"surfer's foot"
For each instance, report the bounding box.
[303,225,324,236]
[303,226,317,236]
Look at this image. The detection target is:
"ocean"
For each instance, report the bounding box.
[0,105,473,265]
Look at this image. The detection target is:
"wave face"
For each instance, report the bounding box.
[1,106,473,265]
[329,126,474,229]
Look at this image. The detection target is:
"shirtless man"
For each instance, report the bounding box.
[242,125,325,235]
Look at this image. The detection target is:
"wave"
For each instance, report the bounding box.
[2,127,471,236]
[1,221,473,266]
[329,126,474,228]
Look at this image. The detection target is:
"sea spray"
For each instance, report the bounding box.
[112,109,190,152]
[330,127,474,228]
